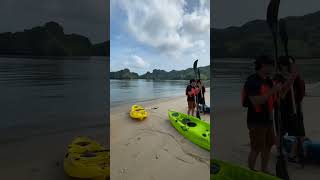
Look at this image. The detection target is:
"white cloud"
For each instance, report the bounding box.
[121,55,150,70]
[132,55,150,68]
[123,61,130,67]
[115,0,210,58]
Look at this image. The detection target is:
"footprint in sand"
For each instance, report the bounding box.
[132,152,141,159]
[120,168,128,175]
[155,154,160,160]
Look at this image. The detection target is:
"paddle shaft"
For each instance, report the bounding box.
[193,60,201,119]
[267,0,290,179]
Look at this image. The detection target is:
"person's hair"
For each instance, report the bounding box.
[254,55,274,71]
[190,79,195,84]
[278,56,290,66]
[278,56,297,72]
[278,56,290,71]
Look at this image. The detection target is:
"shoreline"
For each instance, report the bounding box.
[111,87,211,109]
[111,92,210,180]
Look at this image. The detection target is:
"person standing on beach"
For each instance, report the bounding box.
[274,56,306,163]
[186,79,198,116]
[197,80,206,112]
[242,55,297,173]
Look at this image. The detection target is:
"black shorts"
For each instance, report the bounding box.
[287,114,305,137]
[249,126,275,152]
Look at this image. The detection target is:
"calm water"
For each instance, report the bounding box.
[212,58,320,107]
[110,79,197,106]
[0,57,108,141]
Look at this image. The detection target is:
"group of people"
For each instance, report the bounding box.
[186,79,206,116]
[242,55,306,174]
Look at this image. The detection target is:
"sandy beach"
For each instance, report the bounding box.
[111,92,210,180]
[0,115,108,180]
[212,83,320,179]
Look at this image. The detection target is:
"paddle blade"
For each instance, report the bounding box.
[266,0,280,30]
[276,156,290,180]
[193,59,198,74]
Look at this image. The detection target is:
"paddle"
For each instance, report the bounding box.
[198,68,203,110]
[267,0,290,179]
[279,19,305,167]
[144,107,159,110]
[193,60,201,119]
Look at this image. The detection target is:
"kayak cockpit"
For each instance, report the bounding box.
[182,118,197,127]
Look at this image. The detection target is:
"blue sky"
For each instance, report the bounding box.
[110,0,210,75]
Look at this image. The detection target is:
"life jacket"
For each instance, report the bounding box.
[259,84,274,112]
[186,85,195,97]
[241,77,276,113]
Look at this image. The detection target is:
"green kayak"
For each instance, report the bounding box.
[211,159,281,180]
[168,110,210,151]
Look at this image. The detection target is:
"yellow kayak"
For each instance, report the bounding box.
[64,137,110,180]
[130,104,148,120]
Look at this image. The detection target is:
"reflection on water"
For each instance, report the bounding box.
[0,57,108,133]
[110,79,191,106]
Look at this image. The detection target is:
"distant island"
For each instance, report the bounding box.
[0,21,109,57]
[110,65,210,80]
[212,10,320,58]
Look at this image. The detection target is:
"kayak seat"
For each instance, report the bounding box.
[181,118,197,127]
[75,141,91,146]
[172,112,179,117]
[81,152,97,157]
[182,118,190,124]
[186,122,197,127]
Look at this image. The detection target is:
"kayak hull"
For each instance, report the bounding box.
[211,159,281,180]
[63,137,110,179]
[168,110,210,150]
[130,105,148,120]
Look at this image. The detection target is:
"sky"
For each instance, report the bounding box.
[110,0,210,75]
[212,0,320,28]
[0,0,109,43]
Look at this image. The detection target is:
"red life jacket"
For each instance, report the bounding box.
[242,82,276,113]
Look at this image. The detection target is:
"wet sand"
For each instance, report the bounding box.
[212,83,320,179]
[111,92,210,180]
